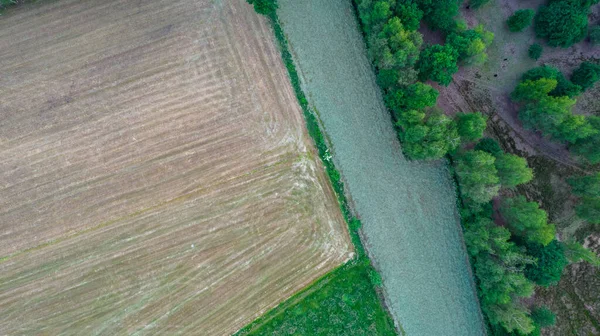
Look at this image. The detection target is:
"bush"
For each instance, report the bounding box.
[507,9,535,32]
[416,44,459,86]
[567,173,600,198]
[571,61,600,91]
[531,306,556,328]
[528,43,543,60]
[590,25,600,45]
[247,0,277,16]
[525,240,569,287]
[534,0,589,47]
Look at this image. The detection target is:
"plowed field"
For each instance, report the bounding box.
[0,0,351,334]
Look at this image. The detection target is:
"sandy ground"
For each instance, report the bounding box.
[0,0,351,334]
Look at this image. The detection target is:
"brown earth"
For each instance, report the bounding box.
[0,0,352,334]
[420,1,600,335]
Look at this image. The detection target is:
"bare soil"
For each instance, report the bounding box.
[0,0,351,334]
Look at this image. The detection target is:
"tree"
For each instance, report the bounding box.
[247,0,277,16]
[567,173,600,198]
[520,65,581,98]
[446,25,494,65]
[394,1,423,31]
[500,196,555,246]
[475,138,503,156]
[507,9,535,32]
[590,25,600,45]
[415,0,461,34]
[401,113,460,160]
[528,43,543,60]
[525,240,569,286]
[371,17,423,70]
[572,116,600,164]
[575,198,600,224]
[417,44,459,86]
[534,0,589,47]
[571,61,600,91]
[511,78,557,102]
[456,112,487,142]
[455,150,500,204]
[401,82,439,110]
[494,153,533,188]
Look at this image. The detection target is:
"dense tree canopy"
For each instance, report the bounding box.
[521,65,581,98]
[417,44,459,86]
[456,150,500,204]
[494,153,534,188]
[534,0,590,47]
[525,240,569,286]
[500,196,555,246]
[570,61,600,91]
[456,112,487,143]
[507,9,535,32]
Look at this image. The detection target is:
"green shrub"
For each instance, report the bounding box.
[567,173,600,198]
[494,153,534,188]
[528,43,543,60]
[507,9,535,32]
[534,0,589,47]
[531,306,556,327]
[247,0,277,16]
[571,61,600,91]
[575,198,600,224]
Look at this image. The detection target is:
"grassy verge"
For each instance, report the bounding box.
[236,260,396,335]
[238,1,397,335]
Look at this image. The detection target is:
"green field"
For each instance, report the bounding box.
[236,261,397,335]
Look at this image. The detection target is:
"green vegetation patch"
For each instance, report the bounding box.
[236,261,397,336]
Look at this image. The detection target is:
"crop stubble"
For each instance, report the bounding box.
[0,0,351,334]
